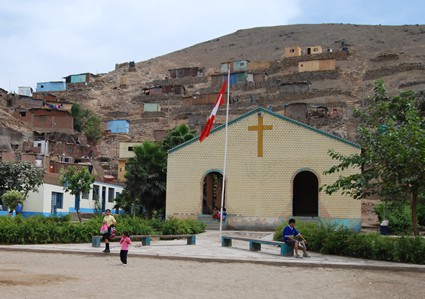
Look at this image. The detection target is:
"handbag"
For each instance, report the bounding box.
[100,224,108,234]
[110,227,117,238]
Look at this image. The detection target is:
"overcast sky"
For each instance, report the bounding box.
[1,0,424,92]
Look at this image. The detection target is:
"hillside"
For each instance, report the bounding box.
[8,24,425,160]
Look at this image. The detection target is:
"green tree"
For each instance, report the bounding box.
[321,81,425,235]
[113,190,138,217]
[124,141,166,218]
[59,166,96,222]
[83,114,103,142]
[0,161,45,200]
[1,190,24,212]
[71,103,87,132]
[71,103,102,143]
[161,124,196,152]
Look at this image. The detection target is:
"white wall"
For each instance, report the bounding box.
[24,181,123,216]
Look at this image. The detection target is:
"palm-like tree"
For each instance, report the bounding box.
[161,124,196,152]
[124,141,166,218]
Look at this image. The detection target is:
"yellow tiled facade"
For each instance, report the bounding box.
[166,108,361,231]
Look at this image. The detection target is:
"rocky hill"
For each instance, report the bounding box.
[8,24,425,160]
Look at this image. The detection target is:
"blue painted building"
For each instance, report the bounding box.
[64,73,94,84]
[36,81,66,92]
[107,119,130,133]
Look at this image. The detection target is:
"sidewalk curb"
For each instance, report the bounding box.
[1,246,424,273]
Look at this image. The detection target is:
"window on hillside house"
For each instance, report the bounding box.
[290,49,295,53]
[19,112,26,117]
[128,147,134,152]
[82,192,89,200]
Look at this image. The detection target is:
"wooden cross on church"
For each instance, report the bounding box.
[248,113,273,157]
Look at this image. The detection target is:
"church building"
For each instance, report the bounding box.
[166,107,361,231]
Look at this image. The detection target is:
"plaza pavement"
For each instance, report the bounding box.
[0,230,424,272]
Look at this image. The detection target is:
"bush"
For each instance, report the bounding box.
[0,215,205,245]
[273,220,425,264]
[374,202,413,234]
[162,217,206,235]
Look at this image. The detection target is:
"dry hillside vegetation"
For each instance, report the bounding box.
[64,24,425,142]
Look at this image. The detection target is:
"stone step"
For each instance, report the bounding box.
[197,214,227,230]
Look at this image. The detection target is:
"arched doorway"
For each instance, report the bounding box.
[292,171,318,216]
[202,171,224,214]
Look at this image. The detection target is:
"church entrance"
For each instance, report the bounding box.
[292,171,318,216]
[202,172,224,214]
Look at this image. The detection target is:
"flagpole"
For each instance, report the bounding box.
[219,64,230,242]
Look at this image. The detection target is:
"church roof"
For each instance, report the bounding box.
[168,107,360,154]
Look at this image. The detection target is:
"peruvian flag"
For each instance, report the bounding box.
[199,78,227,142]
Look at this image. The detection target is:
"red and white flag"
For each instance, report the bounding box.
[199,78,227,142]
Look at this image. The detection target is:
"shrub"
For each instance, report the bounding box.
[0,215,205,244]
[161,217,206,235]
[273,221,425,264]
[374,202,413,234]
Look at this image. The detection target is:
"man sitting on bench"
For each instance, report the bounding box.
[283,218,310,258]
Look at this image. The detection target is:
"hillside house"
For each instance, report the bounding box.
[284,46,302,58]
[49,142,92,163]
[168,67,205,78]
[119,75,128,86]
[247,61,273,71]
[107,120,129,134]
[36,81,66,92]
[211,72,247,86]
[117,142,141,181]
[220,60,248,74]
[298,59,336,72]
[142,85,185,96]
[17,86,33,97]
[33,90,72,110]
[12,95,44,109]
[115,61,136,71]
[13,108,74,133]
[306,46,323,55]
[63,73,95,84]
[144,103,161,112]
[33,92,58,102]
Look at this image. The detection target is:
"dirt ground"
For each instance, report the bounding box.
[1,251,424,299]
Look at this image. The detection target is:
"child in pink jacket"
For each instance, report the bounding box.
[119,231,132,266]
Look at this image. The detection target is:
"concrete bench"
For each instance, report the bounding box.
[92,234,196,247]
[136,234,196,246]
[221,235,294,256]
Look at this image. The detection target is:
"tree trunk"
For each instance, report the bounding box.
[411,192,419,236]
[76,209,82,223]
[75,193,82,223]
